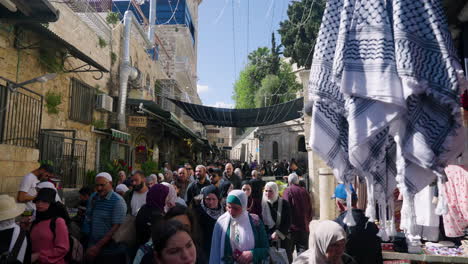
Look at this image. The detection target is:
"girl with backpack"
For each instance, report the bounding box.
[30,188,69,264]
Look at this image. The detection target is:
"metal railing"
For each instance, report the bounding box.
[39,130,88,188]
[0,85,43,148]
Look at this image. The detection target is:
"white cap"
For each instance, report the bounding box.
[96,172,113,182]
[116,184,129,193]
[37,181,57,190]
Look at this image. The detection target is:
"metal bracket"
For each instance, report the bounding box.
[63,55,104,80]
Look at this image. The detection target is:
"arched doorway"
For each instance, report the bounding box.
[298,136,307,152]
[272,141,279,160]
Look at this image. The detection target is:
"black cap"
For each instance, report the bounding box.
[34,188,56,203]
[39,164,55,174]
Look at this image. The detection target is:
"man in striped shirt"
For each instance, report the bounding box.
[84,172,127,264]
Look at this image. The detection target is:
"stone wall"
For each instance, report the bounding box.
[0,144,39,197]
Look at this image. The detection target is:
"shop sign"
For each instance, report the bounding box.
[128,116,147,127]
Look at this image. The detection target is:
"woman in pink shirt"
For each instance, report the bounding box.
[30,188,69,264]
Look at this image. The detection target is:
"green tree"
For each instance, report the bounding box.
[278,0,326,69]
[233,35,302,109]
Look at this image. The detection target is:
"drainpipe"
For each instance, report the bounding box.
[118,11,153,130]
[148,0,156,43]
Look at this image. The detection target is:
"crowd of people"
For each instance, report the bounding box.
[0,161,384,264]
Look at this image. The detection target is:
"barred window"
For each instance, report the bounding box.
[70,78,95,124]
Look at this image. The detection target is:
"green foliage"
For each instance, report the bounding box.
[92,119,105,129]
[278,0,326,69]
[39,48,65,73]
[40,160,54,166]
[98,37,107,48]
[106,12,120,25]
[86,170,97,186]
[141,160,159,176]
[233,34,302,109]
[104,159,131,183]
[110,51,117,65]
[45,91,62,114]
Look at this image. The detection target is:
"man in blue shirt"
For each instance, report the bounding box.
[85,172,127,264]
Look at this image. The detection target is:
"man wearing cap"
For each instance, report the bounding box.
[17,164,55,211]
[84,172,127,264]
[333,183,383,264]
[0,195,29,264]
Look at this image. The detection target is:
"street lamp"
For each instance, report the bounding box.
[0,73,57,91]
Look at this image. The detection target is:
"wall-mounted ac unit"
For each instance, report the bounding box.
[96,94,113,112]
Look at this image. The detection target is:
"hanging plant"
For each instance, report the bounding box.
[92,119,105,129]
[39,47,65,73]
[98,37,107,48]
[106,12,120,25]
[45,91,62,114]
[110,51,117,65]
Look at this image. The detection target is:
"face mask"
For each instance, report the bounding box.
[134,182,144,191]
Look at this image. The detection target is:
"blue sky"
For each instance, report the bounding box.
[196,0,290,107]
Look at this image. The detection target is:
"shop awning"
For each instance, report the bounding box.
[111,129,130,142]
[168,97,304,127]
[0,0,59,23]
[18,23,109,74]
[127,98,205,143]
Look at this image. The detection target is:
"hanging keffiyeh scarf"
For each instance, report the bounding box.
[309,0,465,236]
[261,182,279,229]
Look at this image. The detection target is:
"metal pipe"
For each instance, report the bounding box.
[148,0,156,43]
[118,11,152,130]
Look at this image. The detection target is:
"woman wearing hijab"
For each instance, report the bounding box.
[134,205,205,264]
[161,182,177,212]
[293,220,356,264]
[241,180,262,218]
[192,185,223,259]
[30,188,70,264]
[209,190,269,264]
[219,181,233,210]
[262,182,291,261]
[135,184,169,247]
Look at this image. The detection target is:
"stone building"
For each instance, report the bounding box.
[0,0,207,197]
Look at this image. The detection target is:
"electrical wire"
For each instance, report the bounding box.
[158,0,181,25]
[246,0,250,58]
[231,0,237,80]
[213,0,229,25]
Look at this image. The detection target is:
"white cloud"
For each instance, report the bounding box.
[197,84,209,94]
[209,101,234,108]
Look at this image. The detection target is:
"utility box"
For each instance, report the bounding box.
[96,94,113,112]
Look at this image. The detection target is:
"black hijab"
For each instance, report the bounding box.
[219,181,232,198]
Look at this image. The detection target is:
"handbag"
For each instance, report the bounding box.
[112,215,136,247]
[269,199,289,264]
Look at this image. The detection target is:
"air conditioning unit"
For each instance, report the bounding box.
[96,94,113,112]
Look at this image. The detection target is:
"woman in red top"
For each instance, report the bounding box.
[30,188,69,264]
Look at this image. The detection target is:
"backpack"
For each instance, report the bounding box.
[0,229,26,264]
[50,217,84,264]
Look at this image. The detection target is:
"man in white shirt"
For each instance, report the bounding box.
[124,170,148,216]
[17,164,54,211]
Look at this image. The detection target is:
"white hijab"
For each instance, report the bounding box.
[209,190,255,264]
[161,182,177,212]
[36,181,62,203]
[293,220,347,264]
[261,182,279,229]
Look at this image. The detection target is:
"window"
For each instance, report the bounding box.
[272,141,279,160]
[70,78,96,124]
[217,138,225,144]
[298,136,307,152]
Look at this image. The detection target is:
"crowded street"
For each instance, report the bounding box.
[1,0,468,263]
